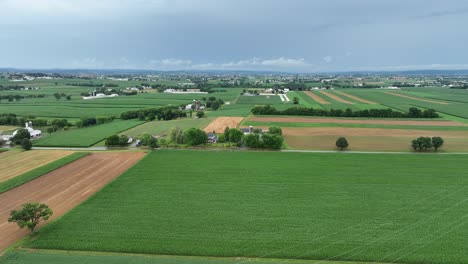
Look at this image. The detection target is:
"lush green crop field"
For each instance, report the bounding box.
[28,150,468,264]
[344,89,468,119]
[33,120,144,147]
[0,250,377,264]
[122,117,215,137]
[0,152,88,193]
[236,95,283,104]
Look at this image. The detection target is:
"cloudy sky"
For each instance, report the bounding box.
[1,0,468,72]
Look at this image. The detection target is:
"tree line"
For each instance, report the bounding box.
[251,105,439,118]
[0,94,46,102]
[411,136,444,151]
[120,105,187,121]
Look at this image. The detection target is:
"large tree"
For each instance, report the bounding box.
[336,137,349,150]
[21,138,32,150]
[432,136,444,151]
[183,128,207,146]
[8,203,53,233]
[12,128,31,144]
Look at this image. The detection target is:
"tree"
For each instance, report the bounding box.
[432,136,444,151]
[118,135,129,146]
[147,113,156,121]
[140,133,158,148]
[196,111,205,118]
[53,93,61,100]
[46,127,54,135]
[105,135,120,146]
[66,95,71,101]
[293,97,299,104]
[228,128,243,143]
[243,133,262,148]
[8,202,53,233]
[170,127,184,144]
[21,138,32,150]
[224,126,230,140]
[262,133,283,149]
[268,126,283,135]
[12,128,30,144]
[183,128,207,146]
[336,137,349,150]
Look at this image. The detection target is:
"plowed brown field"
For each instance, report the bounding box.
[304,91,330,104]
[249,117,466,126]
[282,127,468,138]
[335,91,377,104]
[0,150,74,183]
[319,90,355,104]
[203,117,244,133]
[0,151,146,253]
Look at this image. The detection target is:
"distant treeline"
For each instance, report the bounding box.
[120,105,187,121]
[66,83,119,87]
[0,85,27,91]
[251,105,439,118]
[0,94,46,102]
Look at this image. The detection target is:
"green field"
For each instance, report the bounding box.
[33,120,144,147]
[122,117,215,137]
[0,152,89,193]
[26,150,468,264]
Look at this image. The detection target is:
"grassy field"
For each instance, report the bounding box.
[0,152,88,193]
[0,250,379,264]
[33,120,144,147]
[122,117,215,137]
[27,150,468,264]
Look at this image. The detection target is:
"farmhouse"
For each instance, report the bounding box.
[1,121,42,143]
[164,88,208,94]
[82,92,119,100]
[241,126,263,135]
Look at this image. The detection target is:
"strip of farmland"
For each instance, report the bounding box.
[0,150,74,183]
[319,90,355,104]
[0,152,146,253]
[384,92,449,105]
[203,117,244,133]
[303,91,331,104]
[334,91,377,104]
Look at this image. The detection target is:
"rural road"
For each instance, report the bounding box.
[31,146,468,155]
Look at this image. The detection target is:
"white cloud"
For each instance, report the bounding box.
[323,55,333,63]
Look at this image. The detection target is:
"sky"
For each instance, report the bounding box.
[2,0,468,72]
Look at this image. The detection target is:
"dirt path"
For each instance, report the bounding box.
[319,91,355,104]
[303,91,330,104]
[0,150,75,183]
[249,117,467,126]
[335,91,377,104]
[203,117,244,133]
[384,92,449,105]
[0,152,146,254]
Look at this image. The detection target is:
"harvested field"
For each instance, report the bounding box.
[384,92,449,105]
[282,127,468,138]
[203,117,244,133]
[304,91,330,104]
[285,135,468,152]
[0,150,74,183]
[249,116,467,126]
[319,91,354,104]
[335,91,377,104]
[0,125,18,132]
[0,152,145,253]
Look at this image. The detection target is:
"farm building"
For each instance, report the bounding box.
[1,121,42,143]
[82,91,119,100]
[241,126,263,135]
